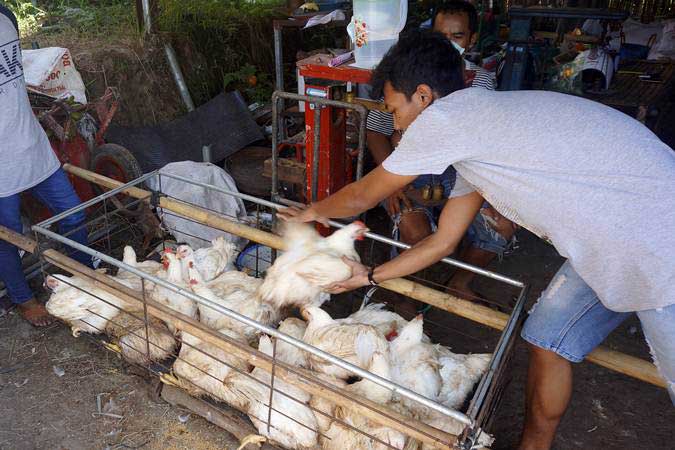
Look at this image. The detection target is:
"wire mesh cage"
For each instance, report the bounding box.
[30,168,528,450]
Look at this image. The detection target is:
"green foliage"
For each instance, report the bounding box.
[222,63,273,104]
[7,0,136,39]
[157,0,286,105]
[6,0,47,35]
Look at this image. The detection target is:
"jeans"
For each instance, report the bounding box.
[522,260,675,403]
[0,167,91,304]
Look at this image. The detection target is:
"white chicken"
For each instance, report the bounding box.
[236,335,318,449]
[274,317,309,368]
[309,372,348,435]
[321,349,405,450]
[302,306,389,380]
[45,273,135,337]
[166,328,252,410]
[259,221,368,310]
[150,252,198,333]
[345,302,433,342]
[115,245,165,292]
[176,236,237,282]
[389,315,442,418]
[105,310,177,366]
[435,347,492,410]
[187,263,279,344]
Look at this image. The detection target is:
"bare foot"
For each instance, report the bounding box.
[17,299,55,327]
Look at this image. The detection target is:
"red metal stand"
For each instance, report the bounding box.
[297,57,372,203]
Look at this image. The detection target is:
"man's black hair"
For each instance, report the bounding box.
[432,1,478,34]
[371,29,464,100]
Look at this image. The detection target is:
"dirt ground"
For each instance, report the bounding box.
[1,226,673,450]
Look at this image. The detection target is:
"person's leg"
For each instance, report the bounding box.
[448,208,516,299]
[637,305,675,403]
[519,261,631,450]
[30,168,93,268]
[397,209,432,245]
[0,194,53,326]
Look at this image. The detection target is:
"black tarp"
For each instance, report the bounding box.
[105,91,263,172]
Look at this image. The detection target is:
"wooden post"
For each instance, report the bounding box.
[57,165,670,388]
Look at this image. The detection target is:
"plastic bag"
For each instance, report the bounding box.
[146,161,247,250]
[22,47,87,104]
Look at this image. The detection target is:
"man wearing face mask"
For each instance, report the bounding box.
[365,1,515,301]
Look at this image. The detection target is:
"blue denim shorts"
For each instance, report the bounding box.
[386,169,513,257]
[522,261,675,402]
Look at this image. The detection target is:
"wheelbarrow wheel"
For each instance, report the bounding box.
[90,143,143,187]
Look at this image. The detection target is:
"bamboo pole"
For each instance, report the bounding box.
[39,247,458,450]
[60,165,668,388]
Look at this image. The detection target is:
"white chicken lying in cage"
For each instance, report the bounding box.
[115,245,165,292]
[176,236,238,282]
[259,221,368,310]
[187,262,279,345]
[344,302,431,342]
[45,273,135,337]
[322,349,406,450]
[389,315,442,418]
[302,306,389,380]
[105,309,177,366]
[45,273,177,366]
[163,329,252,409]
[236,335,319,450]
[435,347,492,410]
[150,252,198,333]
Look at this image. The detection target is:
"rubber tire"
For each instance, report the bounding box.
[90,143,143,185]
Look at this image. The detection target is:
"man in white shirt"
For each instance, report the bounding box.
[0,5,92,326]
[280,30,675,449]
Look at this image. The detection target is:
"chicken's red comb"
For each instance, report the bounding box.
[189,279,198,285]
[385,329,398,341]
[164,247,174,254]
[353,220,366,228]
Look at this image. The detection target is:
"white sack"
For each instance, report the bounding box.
[22,47,87,104]
[146,161,247,249]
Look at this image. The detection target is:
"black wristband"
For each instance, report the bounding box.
[367,267,378,286]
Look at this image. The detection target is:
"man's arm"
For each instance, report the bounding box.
[278,166,417,223]
[325,191,484,293]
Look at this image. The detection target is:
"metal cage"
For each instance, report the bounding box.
[30,169,528,450]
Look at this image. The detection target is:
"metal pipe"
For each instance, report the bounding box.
[311,107,321,202]
[164,43,196,112]
[271,95,280,202]
[273,91,367,117]
[35,170,158,229]
[273,25,284,92]
[202,145,212,163]
[31,224,473,427]
[141,0,152,34]
[355,101,367,181]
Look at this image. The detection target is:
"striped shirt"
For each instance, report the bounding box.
[366,59,496,136]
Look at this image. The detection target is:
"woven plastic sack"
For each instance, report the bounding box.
[22,47,87,104]
[146,161,247,250]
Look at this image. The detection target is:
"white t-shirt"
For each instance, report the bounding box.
[0,9,60,198]
[383,88,675,312]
